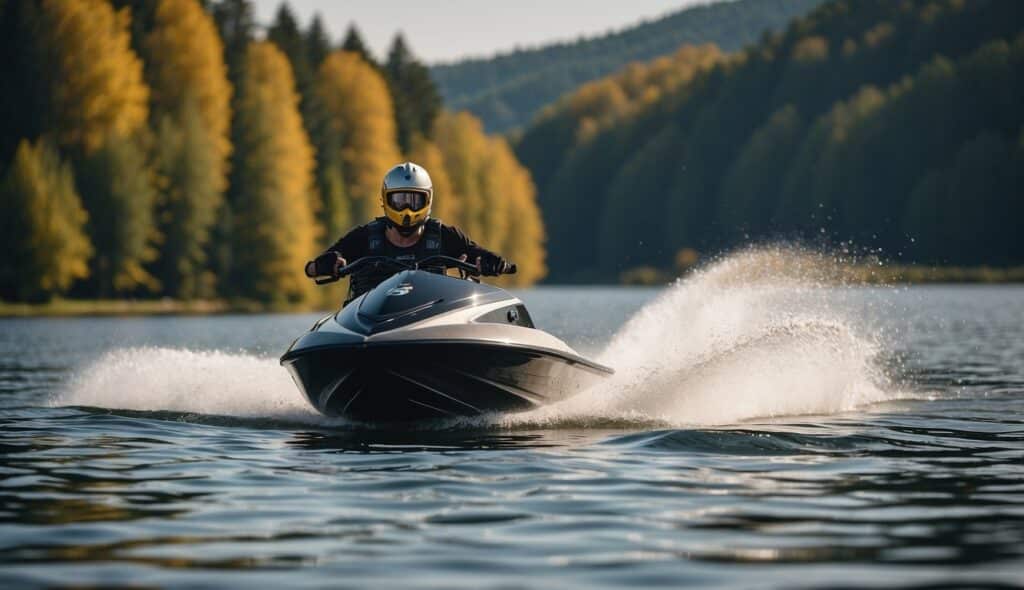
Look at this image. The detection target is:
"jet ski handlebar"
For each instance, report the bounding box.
[314,255,515,285]
[416,255,517,277]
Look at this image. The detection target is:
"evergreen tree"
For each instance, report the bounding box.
[268,2,348,241]
[153,98,220,298]
[717,104,804,239]
[317,153,351,241]
[305,14,331,68]
[143,0,232,297]
[0,1,47,164]
[341,24,375,66]
[316,50,401,220]
[75,135,160,295]
[0,139,92,301]
[210,0,255,288]
[229,41,318,304]
[268,3,311,94]
[386,33,442,152]
[210,0,255,93]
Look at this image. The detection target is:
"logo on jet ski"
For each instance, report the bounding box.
[386,284,414,297]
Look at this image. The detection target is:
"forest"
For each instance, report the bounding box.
[0,0,545,304]
[3,0,1022,304]
[431,0,827,133]
[515,0,1024,282]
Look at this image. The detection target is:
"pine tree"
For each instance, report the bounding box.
[318,154,351,241]
[143,0,232,298]
[0,1,48,164]
[305,14,331,68]
[268,2,347,241]
[268,3,312,97]
[75,135,160,295]
[229,41,318,304]
[717,104,804,239]
[386,33,442,152]
[0,139,92,301]
[316,50,402,220]
[341,24,375,66]
[210,0,255,93]
[153,98,220,298]
[210,0,255,288]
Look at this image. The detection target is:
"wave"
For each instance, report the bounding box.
[55,347,331,425]
[500,247,904,428]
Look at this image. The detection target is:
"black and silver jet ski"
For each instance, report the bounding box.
[280,256,613,422]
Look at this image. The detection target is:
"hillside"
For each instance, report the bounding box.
[430,0,827,133]
[513,0,1024,282]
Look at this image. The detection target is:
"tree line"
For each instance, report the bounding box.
[0,0,545,304]
[431,0,827,133]
[515,0,1024,282]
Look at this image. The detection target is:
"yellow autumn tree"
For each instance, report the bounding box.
[408,136,459,226]
[0,139,93,301]
[37,0,149,155]
[143,0,232,298]
[36,0,158,296]
[564,44,721,142]
[432,111,546,285]
[228,41,318,304]
[144,0,232,189]
[316,51,402,220]
[432,112,491,239]
[486,138,545,286]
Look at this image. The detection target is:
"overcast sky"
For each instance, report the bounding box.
[252,0,717,64]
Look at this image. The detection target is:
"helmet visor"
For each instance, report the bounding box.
[386,191,429,212]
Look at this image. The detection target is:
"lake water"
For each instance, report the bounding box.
[2,251,1022,588]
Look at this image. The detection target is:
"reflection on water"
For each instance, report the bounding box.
[1,285,1023,587]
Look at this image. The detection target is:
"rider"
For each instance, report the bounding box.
[305,162,513,303]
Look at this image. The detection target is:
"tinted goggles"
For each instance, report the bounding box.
[386,191,429,212]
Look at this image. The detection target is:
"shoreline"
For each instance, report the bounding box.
[3,271,1024,318]
[0,298,328,318]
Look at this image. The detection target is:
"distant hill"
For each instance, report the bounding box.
[514,0,1024,282]
[430,0,828,133]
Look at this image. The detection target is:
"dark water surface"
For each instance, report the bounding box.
[1,278,1022,587]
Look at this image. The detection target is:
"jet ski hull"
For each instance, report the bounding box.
[281,340,612,422]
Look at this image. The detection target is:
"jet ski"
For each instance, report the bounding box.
[280,255,613,422]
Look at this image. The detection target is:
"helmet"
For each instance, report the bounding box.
[381,162,432,235]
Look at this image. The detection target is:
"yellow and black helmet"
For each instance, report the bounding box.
[381,162,433,235]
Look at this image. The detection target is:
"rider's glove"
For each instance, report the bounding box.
[479,253,510,276]
[310,252,341,277]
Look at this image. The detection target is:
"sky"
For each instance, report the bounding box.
[252,0,717,64]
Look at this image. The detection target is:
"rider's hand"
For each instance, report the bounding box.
[477,254,510,276]
[308,252,345,278]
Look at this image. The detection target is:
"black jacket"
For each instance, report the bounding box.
[320,219,503,302]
